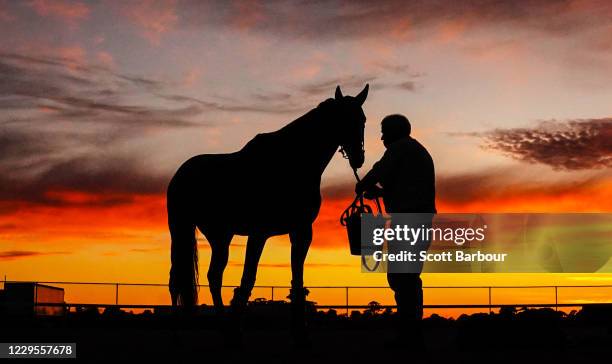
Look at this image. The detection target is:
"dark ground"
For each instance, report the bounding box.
[2,304,611,363]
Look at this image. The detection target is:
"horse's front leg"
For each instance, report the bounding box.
[289,224,313,346]
[225,234,267,346]
[231,234,267,312]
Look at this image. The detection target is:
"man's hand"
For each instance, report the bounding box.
[364,185,383,200]
[356,181,382,199]
[355,180,366,194]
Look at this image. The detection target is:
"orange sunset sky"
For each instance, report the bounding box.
[0,0,611,308]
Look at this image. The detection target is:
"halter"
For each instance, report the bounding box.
[338,123,365,182]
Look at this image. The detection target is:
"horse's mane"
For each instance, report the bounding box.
[239,98,336,156]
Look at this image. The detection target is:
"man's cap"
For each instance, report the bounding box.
[381,114,411,137]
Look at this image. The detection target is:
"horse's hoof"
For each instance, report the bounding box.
[230,287,250,307]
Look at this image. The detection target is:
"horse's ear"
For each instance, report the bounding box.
[355,84,369,106]
[335,86,343,99]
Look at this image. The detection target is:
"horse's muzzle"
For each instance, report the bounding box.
[349,152,365,170]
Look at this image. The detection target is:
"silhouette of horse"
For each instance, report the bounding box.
[167,84,368,338]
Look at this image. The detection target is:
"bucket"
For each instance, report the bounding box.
[341,194,382,256]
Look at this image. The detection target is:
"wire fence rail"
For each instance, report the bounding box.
[4,280,612,313]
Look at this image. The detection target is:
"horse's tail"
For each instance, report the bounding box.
[168,202,199,308]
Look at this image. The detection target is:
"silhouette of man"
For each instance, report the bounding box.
[356,114,436,347]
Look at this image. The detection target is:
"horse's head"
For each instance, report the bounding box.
[334,84,368,170]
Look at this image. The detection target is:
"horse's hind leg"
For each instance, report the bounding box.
[168,217,198,307]
[203,228,233,314]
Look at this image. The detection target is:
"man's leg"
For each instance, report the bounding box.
[387,273,424,345]
[386,215,431,348]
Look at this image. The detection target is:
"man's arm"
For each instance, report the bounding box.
[356,164,381,194]
[356,145,402,194]
[363,185,383,200]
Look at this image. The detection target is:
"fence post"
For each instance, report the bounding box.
[346,287,349,315]
[488,287,492,314]
[115,283,119,305]
[554,286,558,311]
[271,287,274,302]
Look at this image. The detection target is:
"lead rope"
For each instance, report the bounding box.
[350,168,382,272]
[351,168,383,213]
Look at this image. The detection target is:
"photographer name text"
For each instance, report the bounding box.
[372,250,508,262]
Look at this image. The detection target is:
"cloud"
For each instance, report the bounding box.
[0,52,206,128]
[1,52,312,118]
[479,119,612,170]
[395,80,418,92]
[229,261,288,268]
[158,93,306,114]
[321,181,355,201]
[26,0,89,25]
[0,52,214,210]
[251,91,292,102]
[373,62,412,74]
[435,168,608,205]
[181,1,612,45]
[0,250,70,260]
[320,167,611,209]
[0,128,58,168]
[1,51,384,214]
[118,0,178,45]
[0,1,14,22]
[130,247,163,253]
[177,0,612,80]
[299,75,377,96]
[298,72,424,97]
[247,70,422,108]
[96,51,115,68]
[0,148,169,210]
[314,168,609,249]
[228,261,351,268]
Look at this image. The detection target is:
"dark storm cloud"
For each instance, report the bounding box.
[480,119,612,170]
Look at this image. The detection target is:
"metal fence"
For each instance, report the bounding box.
[3,280,612,314]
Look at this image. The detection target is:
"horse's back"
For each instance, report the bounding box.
[167,134,322,235]
[168,153,239,206]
